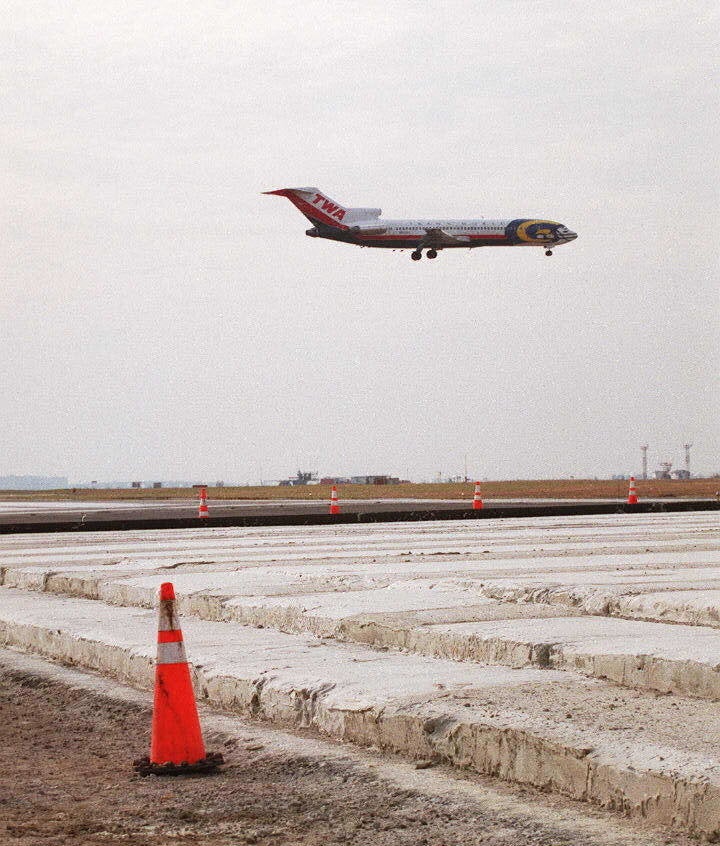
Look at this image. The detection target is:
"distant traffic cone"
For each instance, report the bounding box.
[329,485,341,515]
[472,481,483,510]
[198,486,209,518]
[627,476,639,505]
[133,583,222,775]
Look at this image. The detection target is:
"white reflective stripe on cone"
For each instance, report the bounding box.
[158,614,182,632]
[158,602,182,631]
[157,641,188,665]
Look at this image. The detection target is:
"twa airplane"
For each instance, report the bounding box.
[264,187,577,260]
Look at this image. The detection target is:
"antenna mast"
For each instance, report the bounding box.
[640,445,648,480]
[683,443,693,478]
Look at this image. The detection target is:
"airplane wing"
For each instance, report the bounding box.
[420,228,471,247]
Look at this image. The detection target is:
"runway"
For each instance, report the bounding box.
[0,496,716,533]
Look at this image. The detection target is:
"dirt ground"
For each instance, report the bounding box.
[1,477,717,502]
[0,656,687,846]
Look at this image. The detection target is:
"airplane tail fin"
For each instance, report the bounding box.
[263,187,381,229]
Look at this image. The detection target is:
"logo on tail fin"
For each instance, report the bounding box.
[311,193,345,221]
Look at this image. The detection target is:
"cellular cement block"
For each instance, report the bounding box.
[416,616,720,699]
[4,523,720,700]
[0,513,716,573]
[2,512,720,838]
[1,586,720,838]
[615,589,720,627]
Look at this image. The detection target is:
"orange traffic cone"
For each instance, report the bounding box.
[627,476,639,505]
[472,481,483,510]
[329,485,341,515]
[198,486,209,518]
[133,582,222,775]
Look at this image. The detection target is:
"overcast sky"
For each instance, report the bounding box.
[2,1,718,484]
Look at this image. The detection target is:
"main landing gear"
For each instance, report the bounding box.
[410,249,438,261]
[545,249,553,256]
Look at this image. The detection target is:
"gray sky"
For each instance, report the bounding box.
[2,1,718,483]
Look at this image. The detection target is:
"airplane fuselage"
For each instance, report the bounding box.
[306,217,575,250]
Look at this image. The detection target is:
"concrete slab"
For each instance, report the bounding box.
[616,589,720,627]
[5,550,720,611]
[0,512,716,569]
[1,586,719,838]
[0,572,718,704]
[416,616,720,698]
[477,577,720,622]
[3,513,720,700]
[3,511,720,837]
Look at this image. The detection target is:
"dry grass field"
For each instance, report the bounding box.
[1,478,717,502]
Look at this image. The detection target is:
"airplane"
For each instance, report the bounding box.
[264,187,577,260]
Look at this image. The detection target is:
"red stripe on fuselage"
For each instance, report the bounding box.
[352,232,507,241]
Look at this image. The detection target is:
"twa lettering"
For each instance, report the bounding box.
[313,193,345,221]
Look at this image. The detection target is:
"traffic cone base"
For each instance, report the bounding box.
[133,751,224,777]
[133,582,223,776]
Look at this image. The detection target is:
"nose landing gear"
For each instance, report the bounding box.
[545,249,553,256]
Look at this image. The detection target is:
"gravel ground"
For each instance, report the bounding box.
[0,654,687,846]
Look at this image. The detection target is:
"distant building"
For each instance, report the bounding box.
[655,461,673,480]
[278,471,318,486]
[0,475,68,490]
[349,475,400,485]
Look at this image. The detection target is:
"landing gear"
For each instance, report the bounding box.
[411,248,439,261]
[545,249,553,256]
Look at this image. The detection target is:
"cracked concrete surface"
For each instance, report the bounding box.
[1,511,719,839]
